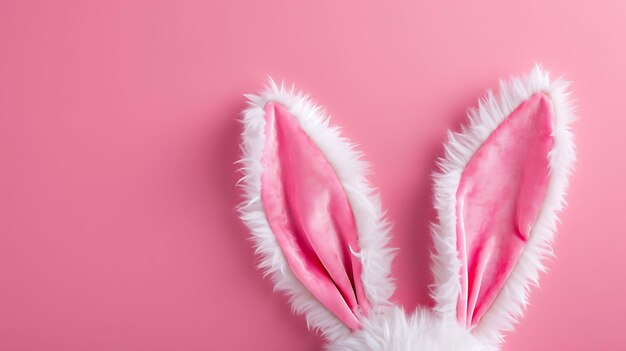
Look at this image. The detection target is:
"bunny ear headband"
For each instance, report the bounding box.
[237,65,575,351]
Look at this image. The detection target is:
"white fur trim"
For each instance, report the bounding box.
[330,307,496,351]
[430,65,576,344]
[237,79,396,341]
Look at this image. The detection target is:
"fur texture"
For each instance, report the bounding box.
[238,79,396,341]
[431,65,576,344]
[238,65,575,350]
[331,307,495,351]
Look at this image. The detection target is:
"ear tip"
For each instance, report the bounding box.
[264,75,282,95]
[530,63,549,76]
[531,62,545,70]
[265,75,277,86]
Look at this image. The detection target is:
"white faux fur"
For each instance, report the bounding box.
[238,66,575,350]
[430,65,576,344]
[331,306,495,351]
[237,79,396,342]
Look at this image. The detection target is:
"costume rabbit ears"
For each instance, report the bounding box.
[238,65,575,350]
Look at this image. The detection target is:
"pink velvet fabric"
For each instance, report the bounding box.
[260,102,370,331]
[456,93,555,328]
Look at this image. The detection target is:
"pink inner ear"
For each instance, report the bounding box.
[260,102,370,331]
[456,93,555,328]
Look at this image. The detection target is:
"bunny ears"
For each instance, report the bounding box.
[238,65,575,347]
[431,66,575,343]
[238,81,395,340]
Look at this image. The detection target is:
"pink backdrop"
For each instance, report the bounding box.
[2,1,625,350]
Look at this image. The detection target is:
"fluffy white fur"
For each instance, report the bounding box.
[238,79,396,342]
[331,306,495,351]
[431,65,576,345]
[238,66,575,350]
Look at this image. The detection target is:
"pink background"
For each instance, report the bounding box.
[1,1,625,350]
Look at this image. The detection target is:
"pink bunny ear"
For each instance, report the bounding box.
[260,101,370,330]
[455,93,554,327]
[431,66,576,344]
[238,80,394,339]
